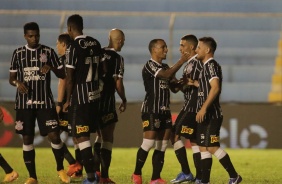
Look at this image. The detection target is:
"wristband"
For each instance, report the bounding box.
[57,102,63,107]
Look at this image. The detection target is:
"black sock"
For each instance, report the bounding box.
[93,142,101,172]
[201,158,212,183]
[193,152,202,179]
[134,148,148,175]
[52,144,65,171]
[80,147,95,181]
[100,148,112,178]
[219,154,237,178]
[0,154,13,174]
[175,147,191,174]
[63,143,76,165]
[151,150,165,180]
[75,148,83,165]
[23,149,37,179]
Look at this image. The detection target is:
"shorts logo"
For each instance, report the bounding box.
[76,126,89,134]
[102,113,114,123]
[142,120,149,128]
[59,120,68,127]
[180,126,194,134]
[154,119,160,128]
[15,121,24,131]
[210,135,219,143]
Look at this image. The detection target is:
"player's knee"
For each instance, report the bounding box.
[155,140,168,152]
[101,141,113,151]
[140,139,155,152]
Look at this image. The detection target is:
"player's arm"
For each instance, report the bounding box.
[196,78,220,123]
[56,78,66,114]
[115,77,127,113]
[63,68,74,112]
[169,76,182,93]
[9,72,28,94]
[156,52,190,79]
[40,51,65,79]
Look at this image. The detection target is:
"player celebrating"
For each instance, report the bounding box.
[195,37,242,184]
[93,28,127,184]
[170,34,202,184]
[132,39,190,184]
[9,22,69,184]
[56,33,83,178]
[64,14,103,184]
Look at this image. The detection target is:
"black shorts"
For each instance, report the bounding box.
[196,116,223,147]
[58,112,72,136]
[15,108,60,136]
[173,110,197,140]
[98,110,118,129]
[68,101,100,138]
[142,113,172,132]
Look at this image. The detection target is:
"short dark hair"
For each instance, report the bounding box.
[58,33,71,46]
[181,34,198,50]
[67,14,83,31]
[199,37,217,53]
[148,38,164,53]
[23,22,39,34]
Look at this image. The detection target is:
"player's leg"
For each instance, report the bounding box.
[0,153,19,182]
[93,131,102,176]
[38,108,70,183]
[132,113,157,184]
[150,114,171,184]
[15,109,38,183]
[170,110,194,183]
[207,117,242,184]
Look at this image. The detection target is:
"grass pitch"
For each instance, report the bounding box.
[0,147,281,183]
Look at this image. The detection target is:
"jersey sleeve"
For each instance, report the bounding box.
[9,49,18,73]
[65,44,76,69]
[114,55,124,78]
[207,61,220,82]
[49,48,63,69]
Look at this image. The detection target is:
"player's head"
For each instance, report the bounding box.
[67,14,83,39]
[196,37,217,61]
[148,39,168,61]
[23,22,40,49]
[179,34,198,55]
[56,33,71,56]
[109,28,125,52]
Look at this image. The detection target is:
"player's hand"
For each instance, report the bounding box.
[63,101,70,112]
[179,52,190,64]
[17,81,29,94]
[196,108,206,123]
[0,108,4,122]
[119,101,126,113]
[40,65,51,74]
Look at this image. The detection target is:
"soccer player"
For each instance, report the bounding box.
[93,28,127,184]
[0,108,19,182]
[56,33,83,178]
[170,34,202,184]
[131,39,190,184]
[9,22,70,184]
[195,37,242,184]
[64,14,102,184]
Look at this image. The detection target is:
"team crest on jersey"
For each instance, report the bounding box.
[39,53,47,63]
[15,121,24,131]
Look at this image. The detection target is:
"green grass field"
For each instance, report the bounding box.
[0,147,281,184]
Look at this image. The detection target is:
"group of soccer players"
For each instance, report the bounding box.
[7,14,126,184]
[131,35,243,184]
[2,12,243,184]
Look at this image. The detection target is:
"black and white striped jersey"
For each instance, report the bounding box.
[196,58,223,118]
[141,59,171,114]
[100,48,124,112]
[65,35,102,105]
[9,44,63,109]
[182,55,202,112]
